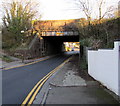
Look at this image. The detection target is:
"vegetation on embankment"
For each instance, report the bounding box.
[80,57,88,70]
[2,0,39,51]
[79,17,120,49]
[1,55,13,63]
[79,17,120,71]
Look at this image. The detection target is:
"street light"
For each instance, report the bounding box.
[21,30,25,63]
[0,30,2,52]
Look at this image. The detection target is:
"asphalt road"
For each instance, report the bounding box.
[2,53,72,104]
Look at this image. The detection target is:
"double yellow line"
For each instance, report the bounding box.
[21,57,71,105]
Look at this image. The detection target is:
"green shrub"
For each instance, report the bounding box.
[2,55,13,62]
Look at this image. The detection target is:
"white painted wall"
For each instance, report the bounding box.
[88,41,120,96]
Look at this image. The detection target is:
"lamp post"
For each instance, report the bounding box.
[21,30,25,63]
[0,30,2,51]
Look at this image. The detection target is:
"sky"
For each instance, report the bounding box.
[0,0,119,24]
[39,0,119,20]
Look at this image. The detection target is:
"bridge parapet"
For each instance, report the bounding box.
[33,19,80,37]
[41,31,79,36]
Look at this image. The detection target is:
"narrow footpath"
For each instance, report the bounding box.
[33,54,119,104]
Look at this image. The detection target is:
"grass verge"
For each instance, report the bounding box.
[1,55,13,63]
[80,56,88,70]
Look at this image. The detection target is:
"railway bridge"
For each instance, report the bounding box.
[19,19,80,58]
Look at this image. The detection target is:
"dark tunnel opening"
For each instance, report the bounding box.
[42,36,80,55]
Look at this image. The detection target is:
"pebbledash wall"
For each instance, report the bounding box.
[88,41,120,96]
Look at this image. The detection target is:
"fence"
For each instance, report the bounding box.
[88,41,120,96]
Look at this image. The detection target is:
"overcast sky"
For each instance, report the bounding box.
[0,0,119,24]
[39,0,119,20]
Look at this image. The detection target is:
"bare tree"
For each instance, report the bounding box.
[97,0,104,20]
[75,0,115,23]
[2,0,38,28]
[2,0,42,61]
[96,0,115,23]
[2,0,40,47]
[75,0,92,25]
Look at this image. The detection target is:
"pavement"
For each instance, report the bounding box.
[0,51,76,69]
[33,54,120,105]
[1,51,120,104]
[0,55,54,70]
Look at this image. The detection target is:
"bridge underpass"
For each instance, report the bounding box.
[42,35,79,55]
[24,19,81,58]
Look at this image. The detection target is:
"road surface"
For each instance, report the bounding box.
[2,53,72,104]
